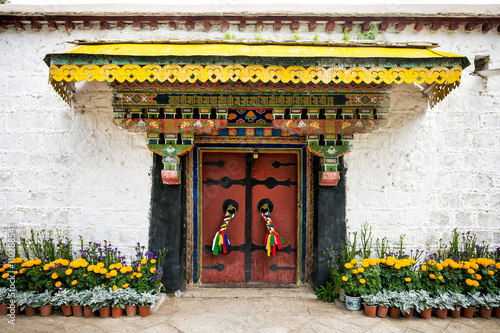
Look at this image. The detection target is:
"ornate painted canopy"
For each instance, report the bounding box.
[45,42,469,106]
[44,42,470,185]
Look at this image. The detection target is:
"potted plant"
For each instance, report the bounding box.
[70,290,85,317]
[361,293,378,318]
[415,290,436,319]
[400,290,420,318]
[137,291,159,317]
[88,287,112,318]
[465,292,480,318]
[433,291,455,319]
[125,288,140,317]
[16,291,36,316]
[387,290,403,319]
[341,259,381,311]
[375,290,391,318]
[447,291,469,318]
[81,289,95,318]
[110,287,128,318]
[0,287,9,315]
[38,290,53,317]
[475,293,498,319]
[52,289,74,316]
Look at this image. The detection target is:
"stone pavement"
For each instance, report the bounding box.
[3,287,500,333]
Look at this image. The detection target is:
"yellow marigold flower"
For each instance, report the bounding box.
[438,276,443,280]
[436,264,443,271]
[351,259,359,265]
[409,259,416,264]
[467,269,475,274]
[344,263,353,269]
[342,276,348,282]
[115,262,123,269]
[421,265,427,272]
[81,261,88,268]
[137,273,143,278]
[110,270,117,277]
[55,281,62,287]
[441,262,448,268]
[101,283,105,287]
[496,263,500,269]
[469,258,476,264]
[120,267,127,274]
[14,258,24,264]
[83,274,87,277]
[34,259,42,265]
[62,259,69,266]
[386,260,394,267]
[109,264,115,270]
[43,264,50,271]
[472,280,479,287]
[127,266,133,272]
[488,270,494,276]
[97,262,105,268]
[52,273,59,279]
[359,279,366,284]
[358,267,365,273]
[353,270,359,275]
[463,263,470,269]
[87,265,94,272]
[113,285,118,291]
[65,268,73,275]
[137,266,142,272]
[19,268,26,274]
[13,271,18,275]
[380,259,387,264]
[151,259,156,264]
[106,273,111,279]
[466,279,472,286]
[405,277,411,282]
[428,260,436,266]
[361,261,369,268]
[72,262,80,269]
[471,263,479,270]
[140,259,147,265]
[150,268,156,274]
[0,268,3,273]
[1,273,8,279]
[100,268,107,274]
[122,283,129,288]
[429,274,436,280]
[71,280,77,286]
[394,264,401,270]
[475,274,482,280]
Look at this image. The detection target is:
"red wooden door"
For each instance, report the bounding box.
[201,151,297,284]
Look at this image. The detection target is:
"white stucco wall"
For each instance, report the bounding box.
[0,17,499,257]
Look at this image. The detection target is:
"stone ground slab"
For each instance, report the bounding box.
[3,287,500,333]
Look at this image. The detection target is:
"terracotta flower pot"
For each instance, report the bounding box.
[420,308,432,319]
[435,308,448,319]
[0,303,7,315]
[83,306,94,318]
[389,307,401,319]
[138,305,150,317]
[479,306,492,319]
[39,305,53,317]
[462,306,475,318]
[364,304,377,318]
[125,305,137,317]
[494,307,500,318]
[25,306,37,317]
[111,306,123,318]
[99,306,111,318]
[72,305,83,317]
[61,304,73,316]
[450,308,461,318]
[377,305,389,318]
[403,308,414,318]
[13,305,21,316]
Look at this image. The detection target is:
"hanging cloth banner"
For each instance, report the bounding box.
[212,208,235,255]
[262,211,284,257]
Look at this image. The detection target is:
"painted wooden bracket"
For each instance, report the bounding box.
[113,118,227,134]
[307,145,351,186]
[148,144,194,185]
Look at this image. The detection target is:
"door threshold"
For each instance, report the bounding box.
[201,283,298,288]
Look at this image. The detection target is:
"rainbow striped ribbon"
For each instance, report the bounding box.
[212,210,235,255]
[262,211,284,257]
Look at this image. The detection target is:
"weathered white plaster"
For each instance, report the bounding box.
[0,11,499,257]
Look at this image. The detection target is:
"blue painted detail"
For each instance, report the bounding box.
[255,128,263,136]
[272,129,282,136]
[237,128,246,136]
[219,129,228,136]
[193,147,199,283]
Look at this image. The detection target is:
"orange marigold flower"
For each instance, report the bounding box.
[359,279,366,284]
[429,274,436,280]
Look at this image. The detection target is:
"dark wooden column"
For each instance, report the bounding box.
[149,153,186,293]
[314,156,346,288]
